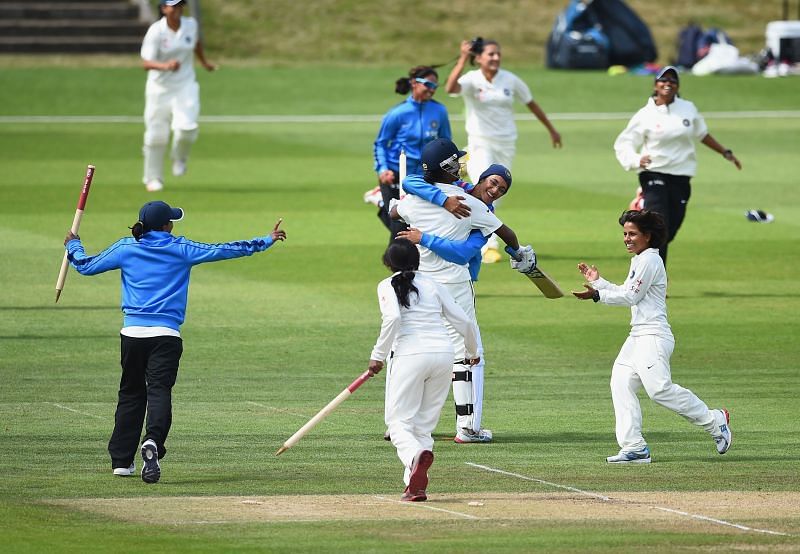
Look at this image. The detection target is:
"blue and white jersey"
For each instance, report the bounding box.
[374,97,452,175]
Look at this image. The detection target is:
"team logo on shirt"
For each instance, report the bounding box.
[682,119,690,127]
[185,36,192,44]
[630,270,636,279]
[430,121,438,129]
[503,88,511,96]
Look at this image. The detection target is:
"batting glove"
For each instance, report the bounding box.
[509,245,537,274]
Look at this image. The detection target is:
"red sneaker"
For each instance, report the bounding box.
[404,450,433,501]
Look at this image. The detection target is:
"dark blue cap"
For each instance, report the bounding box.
[478,163,512,188]
[139,201,184,231]
[421,138,467,179]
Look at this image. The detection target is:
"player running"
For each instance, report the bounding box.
[369,239,479,501]
[573,209,732,463]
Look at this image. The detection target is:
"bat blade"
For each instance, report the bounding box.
[523,266,564,298]
[504,246,564,299]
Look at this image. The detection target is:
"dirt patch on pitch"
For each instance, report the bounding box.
[50,491,799,534]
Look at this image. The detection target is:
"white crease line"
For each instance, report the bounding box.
[372,495,481,520]
[45,402,103,420]
[651,506,791,537]
[466,462,611,501]
[466,462,792,537]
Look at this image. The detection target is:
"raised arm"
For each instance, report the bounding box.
[444,40,472,94]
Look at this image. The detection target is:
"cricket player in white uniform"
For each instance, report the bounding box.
[613,66,741,267]
[573,209,732,463]
[369,239,479,501]
[390,139,535,443]
[445,38,561,263]
[140,0,217,192]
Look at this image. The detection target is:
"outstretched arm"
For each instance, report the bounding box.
[526,100,561,148]
[701,134,741,170]
[194,40,217,71]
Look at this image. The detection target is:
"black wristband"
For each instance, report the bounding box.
[723,149,733,158]
[592,289,600,303]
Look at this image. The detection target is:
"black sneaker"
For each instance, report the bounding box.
[140,440,161,484]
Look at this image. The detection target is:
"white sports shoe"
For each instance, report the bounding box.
[112,463,135,476]
[145,179,164,192]
[607,446,651,464]
[363,186,383,207]
[140,439,161,484]
[454,428,493,443]
[172,159,187,177]
[713,408,732,454]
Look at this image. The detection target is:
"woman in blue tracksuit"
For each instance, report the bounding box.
[64,200,286,484]
[373,65,453,239]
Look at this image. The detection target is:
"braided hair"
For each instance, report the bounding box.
[382,239,420,308]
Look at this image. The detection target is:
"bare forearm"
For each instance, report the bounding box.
[494,224,519,250]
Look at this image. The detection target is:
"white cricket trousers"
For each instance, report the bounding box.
[143,80,200,183]
[385,351,453,485]
[442,281,485,433]
[611,334,717,452]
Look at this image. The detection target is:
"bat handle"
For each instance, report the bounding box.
[504,245,521,261]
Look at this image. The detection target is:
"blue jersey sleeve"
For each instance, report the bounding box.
[402,174,448,207]
[419,229,486,281]
[374,109,400,173]
[67,238,124,275]
[178,236,277,265]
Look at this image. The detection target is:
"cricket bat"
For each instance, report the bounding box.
[505,246,564,299]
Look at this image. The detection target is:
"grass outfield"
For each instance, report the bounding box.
[1,67,799,552]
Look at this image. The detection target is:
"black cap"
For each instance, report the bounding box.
[421,138,467,179]
[139,201,184,231]
[655,65,680,84]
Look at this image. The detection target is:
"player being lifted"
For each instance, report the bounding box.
[390,138,536,443]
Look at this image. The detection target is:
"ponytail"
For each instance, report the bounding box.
[130,221,144,241]
[382,239,421,308]
[390,270,419,309]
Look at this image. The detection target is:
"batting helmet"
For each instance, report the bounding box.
[422,138,467,181]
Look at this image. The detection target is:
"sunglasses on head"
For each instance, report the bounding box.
[414,77,438,90]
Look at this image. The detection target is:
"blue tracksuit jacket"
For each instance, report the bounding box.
[66,231,276,331]
[373,97,452,176]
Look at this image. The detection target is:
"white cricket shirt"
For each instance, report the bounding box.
[396,183,502,283]
[457,68,533,141]
[141,16,199,91]
[592,248,672,338]
[614,96,709,177]
[369,273,479,361]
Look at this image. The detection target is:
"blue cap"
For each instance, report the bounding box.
[160,0,184,6]
[421,138,467,179]
[139,201,184,231]
[478,163,512,188]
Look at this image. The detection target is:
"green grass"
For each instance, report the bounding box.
[1,67,799,552]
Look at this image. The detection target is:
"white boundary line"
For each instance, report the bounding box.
[45,401,103,420]
[1,111,799,125]
[372,495,482,520]
[466,462,793,537]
